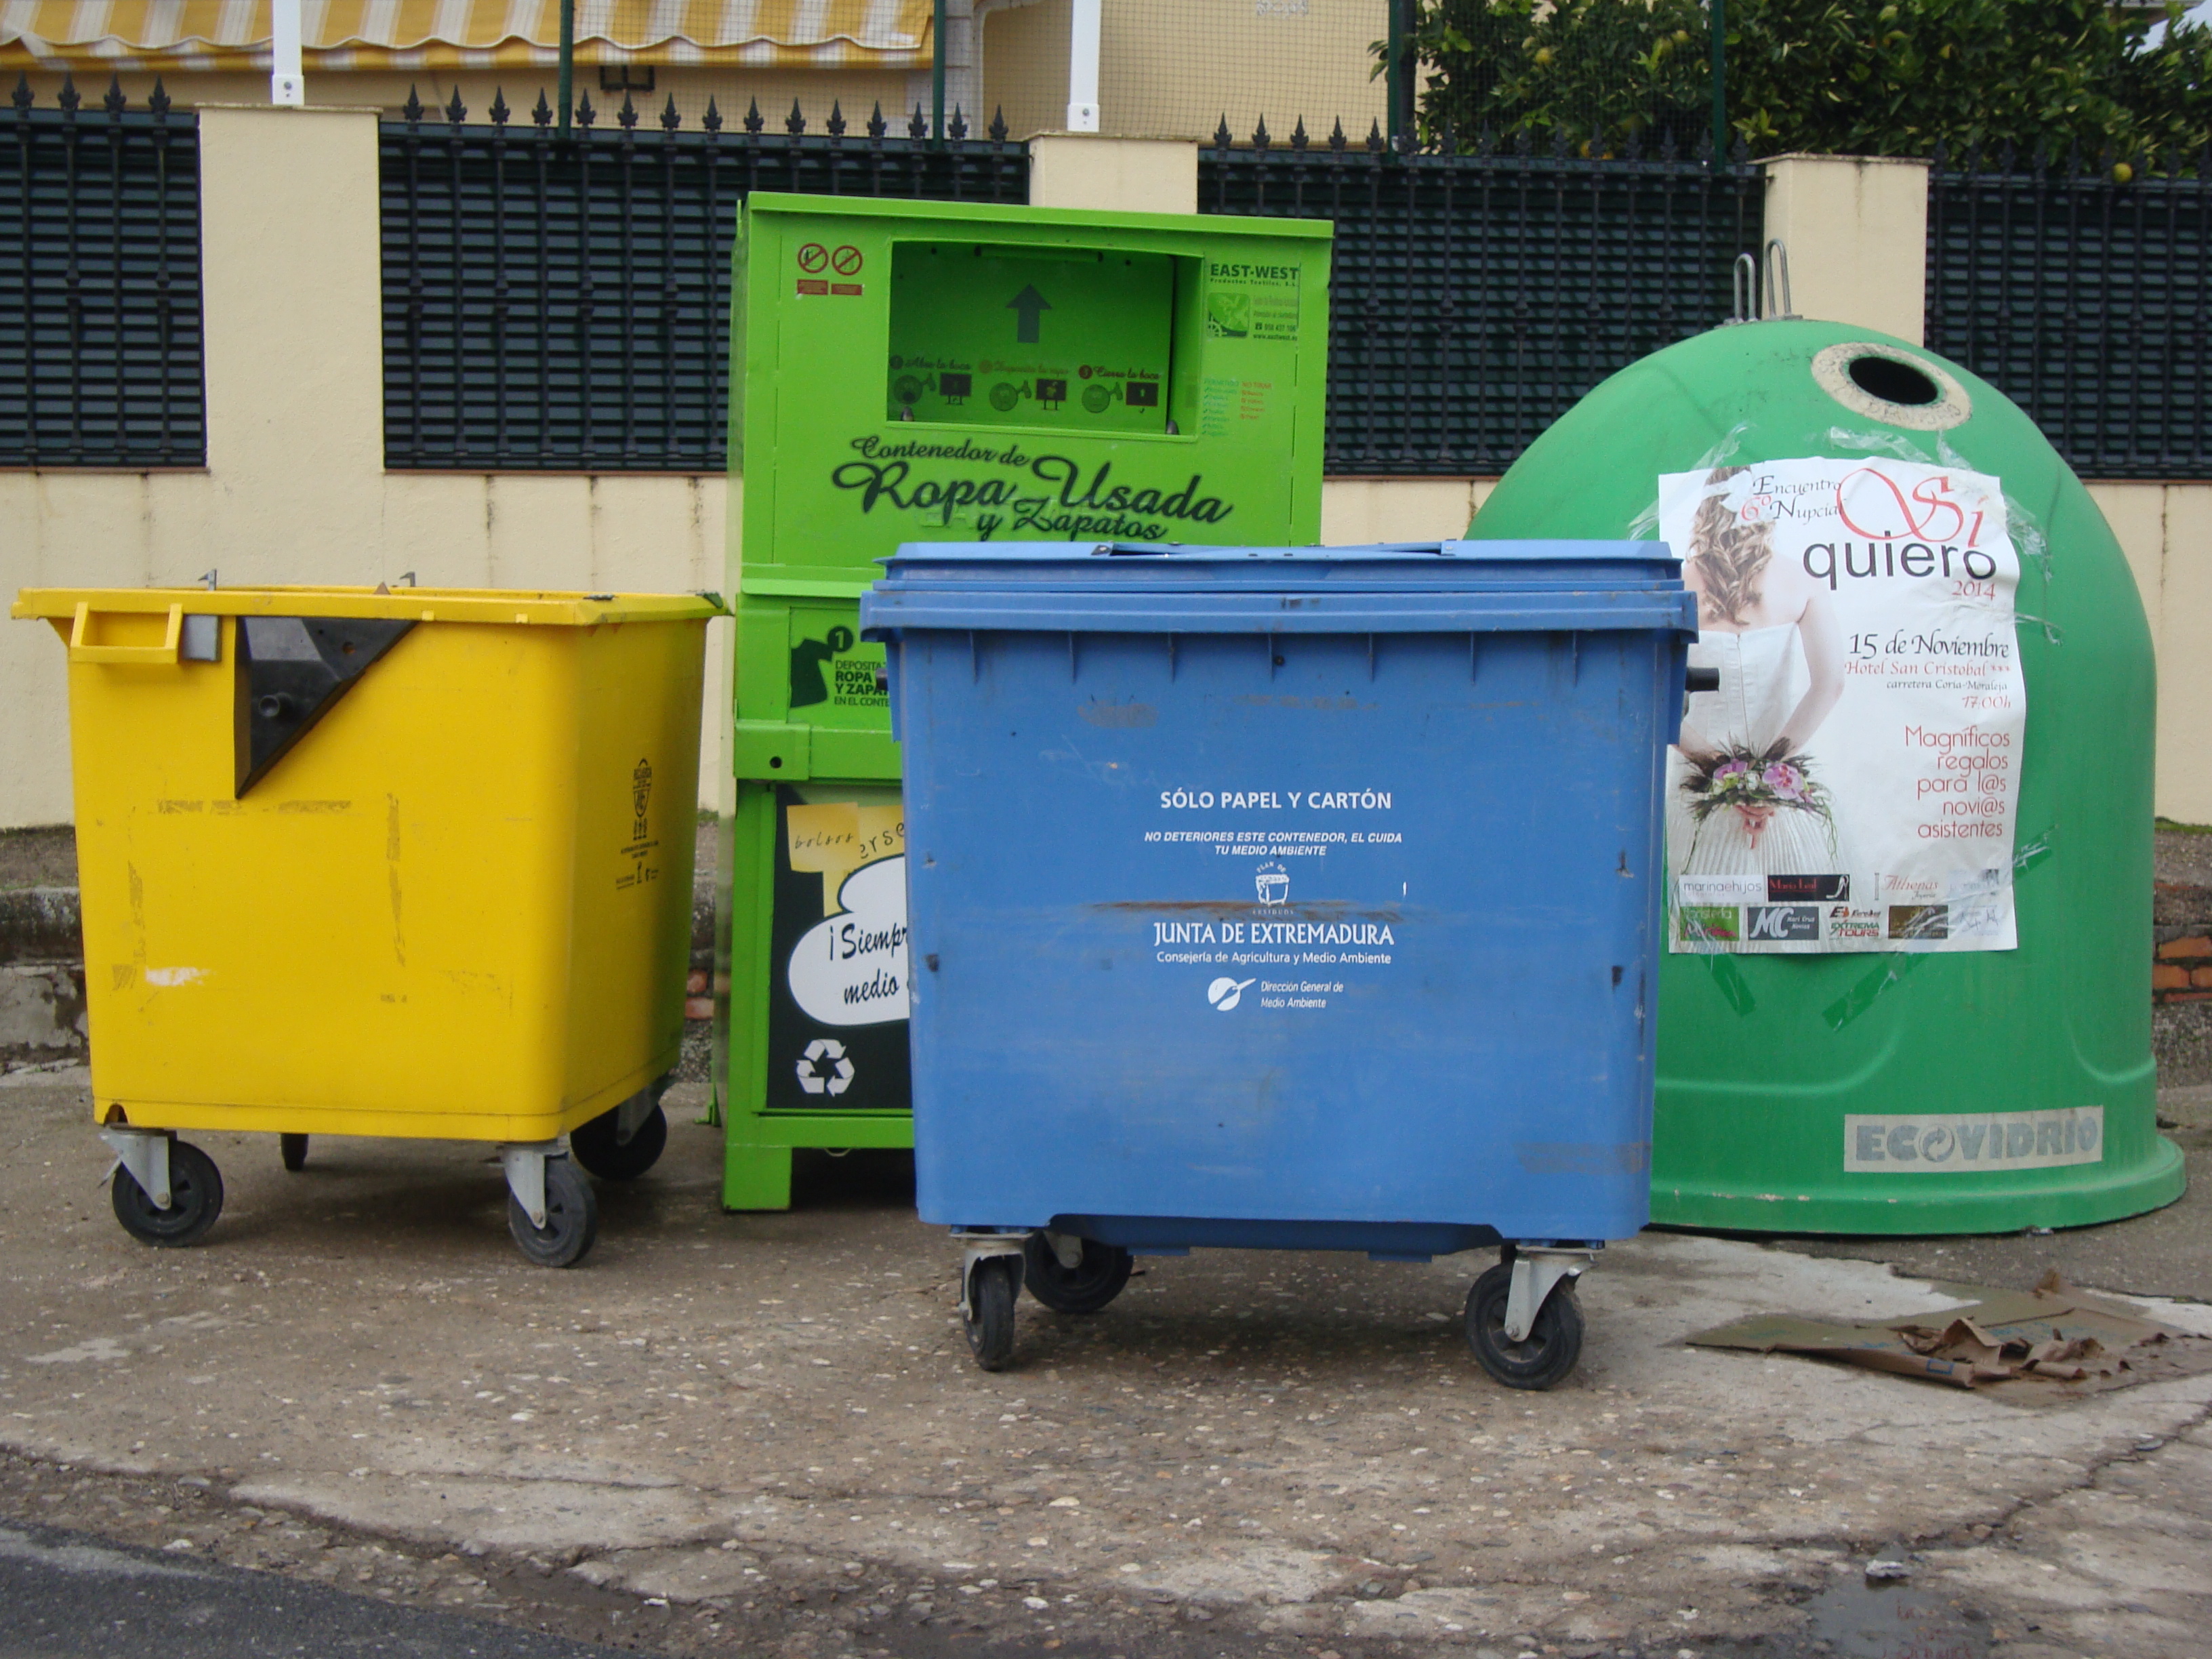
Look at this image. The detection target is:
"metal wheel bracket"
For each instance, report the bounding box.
[499,1141,562,1229]
[99,1128,172,1209]
[1043,1230,1084,1271]
[955,1231,1029,1319]
[1503,1248,1595,1343]
[613,1086,659,1147]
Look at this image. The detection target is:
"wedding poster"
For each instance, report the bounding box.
[1656,457,2026,954]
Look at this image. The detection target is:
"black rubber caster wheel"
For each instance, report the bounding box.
[110,1141,224,1247]
[507,1155,599,1268]
[964,1254,1021,1372]
[280,1133,309,1172]
[569,1101,668,1182]
[1022,1234,1133,1314]
[1465,1261,1584,1391]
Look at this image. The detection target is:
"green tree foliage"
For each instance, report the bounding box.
[1399,0,2212,165]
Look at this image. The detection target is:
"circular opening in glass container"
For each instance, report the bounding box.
[1847,354,1941,407]
[1810,342,1971,431]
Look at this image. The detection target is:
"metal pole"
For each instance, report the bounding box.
[558,0,575,139]
[1709,0,1726,163]
[933,0,947,140]
[270,0,305,106]
[1387,0,1406,148]
[1065,0,1101,131]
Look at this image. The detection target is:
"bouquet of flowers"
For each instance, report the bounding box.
[1679,744,1834,853]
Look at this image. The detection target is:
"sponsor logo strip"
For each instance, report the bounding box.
[1843,1107,2104,1172]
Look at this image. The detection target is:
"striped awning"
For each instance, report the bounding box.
[0,1,935,73]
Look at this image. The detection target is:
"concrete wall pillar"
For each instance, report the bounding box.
[1760,153,1930,343]
[196,105,388,581]
[1026,134,1196,213]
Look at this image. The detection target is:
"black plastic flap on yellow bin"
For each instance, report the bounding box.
[235,617,414,796]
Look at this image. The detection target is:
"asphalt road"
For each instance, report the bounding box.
[0,1518,625,1659]
[0,1501,1946,1659]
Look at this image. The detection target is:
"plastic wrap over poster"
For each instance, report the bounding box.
[1658,457,2025,954]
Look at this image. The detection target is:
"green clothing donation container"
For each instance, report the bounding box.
[720,194,1333,1210]
[1469,318,2183,1233]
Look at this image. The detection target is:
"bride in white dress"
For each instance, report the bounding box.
[1668,469,1847,877]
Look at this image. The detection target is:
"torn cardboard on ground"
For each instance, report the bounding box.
[1685,1271,2186,1389]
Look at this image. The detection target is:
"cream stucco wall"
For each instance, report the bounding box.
[0,105,732,828]
[2160,486,2212,824]
[2090,481,2212,826]
[1319,477,1494,545]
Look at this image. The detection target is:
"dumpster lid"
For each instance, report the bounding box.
[865,541,1696,637]
[876,539,1679,594]
[750,192,1336,241]
[12,586,726,626]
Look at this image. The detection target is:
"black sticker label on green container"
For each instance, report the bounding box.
[764,786,911,1113]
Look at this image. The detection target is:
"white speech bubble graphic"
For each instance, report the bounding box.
[787,856,910,1027]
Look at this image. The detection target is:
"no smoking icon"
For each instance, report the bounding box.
[830,245,863,276]
[796,243,829,273]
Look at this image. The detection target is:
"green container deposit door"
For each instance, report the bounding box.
[888,245,1176,434]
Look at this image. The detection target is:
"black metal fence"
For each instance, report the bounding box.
[382,93,1027,470]
[31,82,2204,486]
[1927,147,2212,480]
[2,77,205,469]
[1202,123,1762,476]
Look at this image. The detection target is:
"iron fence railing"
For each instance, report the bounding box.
[1202,122,1762,477]
[1927,146,2212,480]
[382,93,1028,471]
[3,77,205,469]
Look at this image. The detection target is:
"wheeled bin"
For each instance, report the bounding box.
[13,583,718,1266]
[862,541,1700,1386]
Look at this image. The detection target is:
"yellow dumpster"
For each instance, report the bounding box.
[12,584,720,1266]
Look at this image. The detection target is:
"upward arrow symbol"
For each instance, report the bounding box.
[1006,284,1050,344]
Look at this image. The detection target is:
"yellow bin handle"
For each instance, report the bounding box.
[68,602,184,665]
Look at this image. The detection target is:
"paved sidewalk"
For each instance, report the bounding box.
[1,1068,2207,1659]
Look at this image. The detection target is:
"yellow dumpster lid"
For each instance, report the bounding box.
[12,586,725,626]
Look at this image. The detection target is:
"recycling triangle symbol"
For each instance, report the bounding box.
[796,1038,856,1096]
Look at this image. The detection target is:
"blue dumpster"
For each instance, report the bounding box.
[861,541,1699,1386]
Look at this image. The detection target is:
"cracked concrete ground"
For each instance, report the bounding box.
[1,1066,2207,1659]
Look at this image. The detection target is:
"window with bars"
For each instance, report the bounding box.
[381,93,1029,472]
[1926,146,2212,481]
[1,78,206,469]
[1201,125,1763,478]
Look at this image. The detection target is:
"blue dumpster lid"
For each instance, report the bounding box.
[864,540,1698,637]
[878,539,1676,590]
